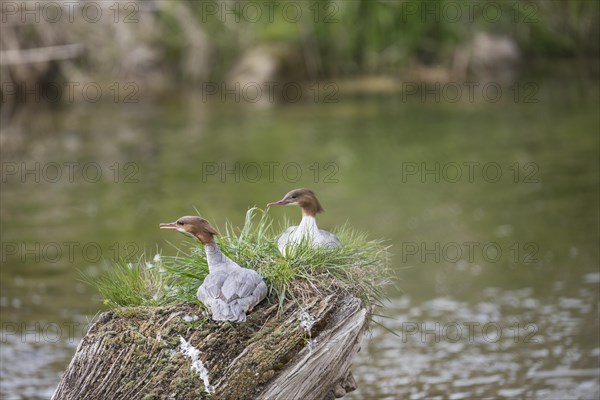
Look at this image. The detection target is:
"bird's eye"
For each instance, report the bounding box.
[176,220,184,226]
[291,194,297,199]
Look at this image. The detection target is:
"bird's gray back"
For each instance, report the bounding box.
[319,229,341,248]
[197,267,267,322]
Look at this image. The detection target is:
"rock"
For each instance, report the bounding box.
[453,32,521,85]
[227,44,308,106]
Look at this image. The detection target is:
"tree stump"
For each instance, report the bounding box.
[52,292,368,400]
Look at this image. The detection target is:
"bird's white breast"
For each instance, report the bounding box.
[278,215,340,254]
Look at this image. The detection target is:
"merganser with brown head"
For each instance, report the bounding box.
[159,216,267,322]
[268,188,341,255]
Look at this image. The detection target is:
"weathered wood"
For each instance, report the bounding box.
[257,297,365,400]
[52,292,368,400]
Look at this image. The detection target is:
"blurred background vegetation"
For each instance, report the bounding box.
[1,1,599,398]
[2,0,599,115]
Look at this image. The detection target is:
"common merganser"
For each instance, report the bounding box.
[267,188,341,255]
[159,216,267,322]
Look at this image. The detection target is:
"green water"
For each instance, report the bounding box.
[1,79,599,398]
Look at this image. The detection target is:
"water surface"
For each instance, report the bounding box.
[1,80,598,399]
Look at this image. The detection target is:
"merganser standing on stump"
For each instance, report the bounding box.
[268,188,341,255]
[159,216,267,322]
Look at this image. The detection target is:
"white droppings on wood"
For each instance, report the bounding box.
[179,336,214,394]
[299,311,315,353]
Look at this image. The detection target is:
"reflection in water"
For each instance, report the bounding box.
[1,82,598,399]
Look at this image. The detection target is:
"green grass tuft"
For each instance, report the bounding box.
[81,257,171,308]
[84,207,392,311]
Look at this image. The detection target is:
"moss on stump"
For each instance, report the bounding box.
[53,291,367,400]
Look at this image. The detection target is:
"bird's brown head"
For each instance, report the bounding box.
[267,188,324,216]
[159,216,219,245]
